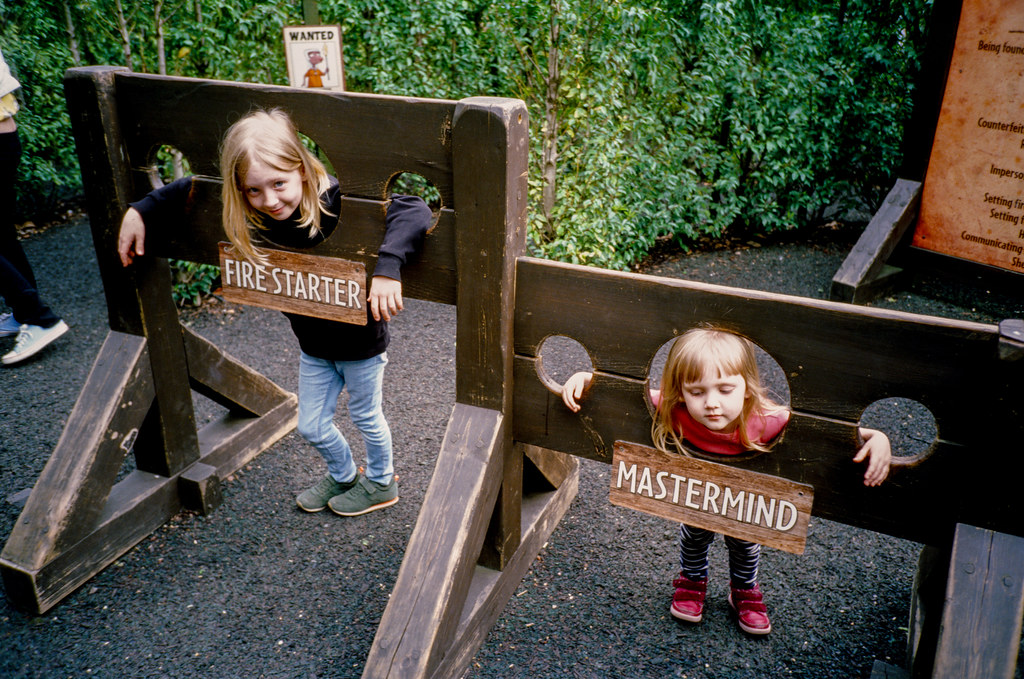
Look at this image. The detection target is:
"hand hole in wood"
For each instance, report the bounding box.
[536,335,593,394]
[387,172,442,233]
[145,144,193,190]
[858,397,937,467]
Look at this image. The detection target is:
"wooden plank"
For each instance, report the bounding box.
[0,470,180,614]
[63,66,144,336]
[479,443,522,571]
[932,524,1024,679]
[182,325,295,417]
[513,257,1009,443]
[451,98,529,569]
[429,462,580,679]
[1,331,152,570]
[522,444,576,491]
[364,404,507,679]
[610,441,814,555]
[514,353,998,545]
[112,71,457,202]
[195,396,298,480]
[830,179,921,303]
[451,97,528,410]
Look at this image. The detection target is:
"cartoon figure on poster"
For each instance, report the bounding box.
[302,47,328,88]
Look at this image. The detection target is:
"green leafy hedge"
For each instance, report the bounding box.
[3,0,931,281]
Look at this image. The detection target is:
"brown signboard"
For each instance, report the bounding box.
[610,441,814,555]
[218,242,367,325]
[913,0,1024,274]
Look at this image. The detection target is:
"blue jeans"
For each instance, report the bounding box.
[297,351,393,485]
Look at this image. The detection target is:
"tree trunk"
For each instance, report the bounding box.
[62,1,81,66]
[540,0,561,240]
[114,0,133,71]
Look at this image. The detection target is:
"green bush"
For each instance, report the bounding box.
[3,0,932,283]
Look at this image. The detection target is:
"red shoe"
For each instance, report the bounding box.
[670,574,707,623]
[728,582,772,635]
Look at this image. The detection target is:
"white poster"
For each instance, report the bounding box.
[282,25,345,91]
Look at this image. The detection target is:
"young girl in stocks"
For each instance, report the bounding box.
[560,327,892,635]
[118,108,431,517]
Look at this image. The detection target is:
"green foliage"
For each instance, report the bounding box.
[169,258,221,307]
[2,0,933,281]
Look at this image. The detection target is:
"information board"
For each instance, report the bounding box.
[913,0,1024,274]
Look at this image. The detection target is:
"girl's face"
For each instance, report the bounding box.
[681,371,748,433]
[241,159,305,221]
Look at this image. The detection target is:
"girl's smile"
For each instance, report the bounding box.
[242,159,305,220]
[681,372,748,433]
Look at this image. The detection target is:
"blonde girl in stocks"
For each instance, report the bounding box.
[560,327,891,635]
[118,108,431,517]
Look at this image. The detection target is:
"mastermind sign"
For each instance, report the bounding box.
[913,0,1024,274]
[610,441,814,554]
[218,242,366,325]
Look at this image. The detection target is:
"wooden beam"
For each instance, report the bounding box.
[830,179,921,304]
[429,462,579,679]
[182,325,295,417]
[1,331,152,573]
[451,98,529,569]
[931,524,1024,679]
[1,470,179,614]
[364,404,506,678]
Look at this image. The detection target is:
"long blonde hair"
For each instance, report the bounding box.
[652,327,786,454]
[219,108,332,263]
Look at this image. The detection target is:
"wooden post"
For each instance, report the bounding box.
[364,96,580,679]
[930,525,1024,679]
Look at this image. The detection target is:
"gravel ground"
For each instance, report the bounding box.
[1,217,1022,679]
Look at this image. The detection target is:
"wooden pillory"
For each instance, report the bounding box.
[1,62,1023,678]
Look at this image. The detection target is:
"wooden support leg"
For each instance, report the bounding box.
[907,544,950,678]
[929,524,1024,679]
[830,179,921,304]
[1,326,297,614]
[0,331,155,613]
[363,406,579,679]
[364,404,507,678]
[429,453,578,679]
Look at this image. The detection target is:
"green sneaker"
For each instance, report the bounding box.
[328,476,398,516]
[296,474,358,512]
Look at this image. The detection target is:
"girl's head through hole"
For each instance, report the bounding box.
[220,108,333,262]
[654,327,786,454]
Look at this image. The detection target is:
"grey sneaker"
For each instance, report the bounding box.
[296,474,358,512]
[328,476,398,516]
[0,313,20,337]
[2,320,68,365]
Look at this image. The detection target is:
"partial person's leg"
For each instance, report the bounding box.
[296,352,358,483]
[341,352,392,485]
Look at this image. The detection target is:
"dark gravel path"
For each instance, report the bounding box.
[1,218,1021,679]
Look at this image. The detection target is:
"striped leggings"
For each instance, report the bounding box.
[678,523,760,588]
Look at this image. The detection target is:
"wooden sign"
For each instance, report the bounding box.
[282,24,345,91]
[218,242,366,325]
[610,441,814,555]
[913,0,1024,274]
